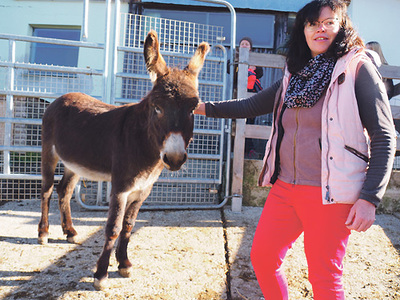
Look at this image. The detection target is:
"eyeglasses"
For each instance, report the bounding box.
[304,18,339,32]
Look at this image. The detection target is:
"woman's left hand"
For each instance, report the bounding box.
[345,199,376,232]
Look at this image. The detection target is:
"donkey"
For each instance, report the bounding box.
[38,30,210,289]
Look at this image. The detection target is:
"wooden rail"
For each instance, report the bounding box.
[231,47,400,212]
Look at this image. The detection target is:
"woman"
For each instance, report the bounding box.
[238,37,264,93]
[366,41,394,99]
[195,0,395,299]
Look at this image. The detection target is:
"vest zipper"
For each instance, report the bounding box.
[325,185,331,202]
[293,108,300,184]
[325,100,332,203]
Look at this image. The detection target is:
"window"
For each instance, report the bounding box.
[30,27,81,67]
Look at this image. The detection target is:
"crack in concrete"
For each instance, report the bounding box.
[220,208,232,300]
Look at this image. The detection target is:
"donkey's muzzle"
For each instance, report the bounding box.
[163,152,187,171]
[160,133,188,171]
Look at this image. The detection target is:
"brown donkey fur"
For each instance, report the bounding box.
[38,30,210,289]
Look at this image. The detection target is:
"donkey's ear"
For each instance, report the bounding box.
[185,42,210,78]
[144,30,169,83]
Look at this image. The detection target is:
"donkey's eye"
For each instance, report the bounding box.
[154,106,162,115]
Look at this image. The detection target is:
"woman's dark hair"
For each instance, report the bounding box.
[286,0,364,74]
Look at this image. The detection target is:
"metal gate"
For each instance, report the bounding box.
[111,14,229,208]
[0,6,230,209]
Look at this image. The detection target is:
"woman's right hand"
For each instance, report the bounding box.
[194,102,206,115]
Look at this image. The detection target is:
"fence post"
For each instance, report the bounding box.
[4,39,16,175]
[231,47,249,212]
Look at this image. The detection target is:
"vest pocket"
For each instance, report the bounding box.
[344,145,369,163]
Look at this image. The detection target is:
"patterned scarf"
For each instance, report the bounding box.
[284,54,336,108]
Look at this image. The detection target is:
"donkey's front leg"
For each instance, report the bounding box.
[94,191,128,290]
[116,194,145,278]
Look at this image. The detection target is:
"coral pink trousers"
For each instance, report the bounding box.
[251,179,352,300]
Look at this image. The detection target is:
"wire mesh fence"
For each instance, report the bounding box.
[121,14,224,54]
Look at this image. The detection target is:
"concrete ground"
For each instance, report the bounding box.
[0,199,399,299]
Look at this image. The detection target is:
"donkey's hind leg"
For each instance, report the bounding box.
[38,147,59,244]
[57,168,80,243]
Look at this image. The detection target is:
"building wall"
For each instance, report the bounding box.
[0,0,129,70]
[348,0,400,67]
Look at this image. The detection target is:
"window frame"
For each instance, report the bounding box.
[29,25,81,67]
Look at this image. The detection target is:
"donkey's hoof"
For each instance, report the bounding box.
[93,277,108,290]
[67,235,78,244]
[118,267,133,278]
[38,236,48,245]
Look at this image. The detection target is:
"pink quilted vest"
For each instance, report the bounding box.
[258,48,387,205]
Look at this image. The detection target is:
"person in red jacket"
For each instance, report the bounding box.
[239,37,264,93]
